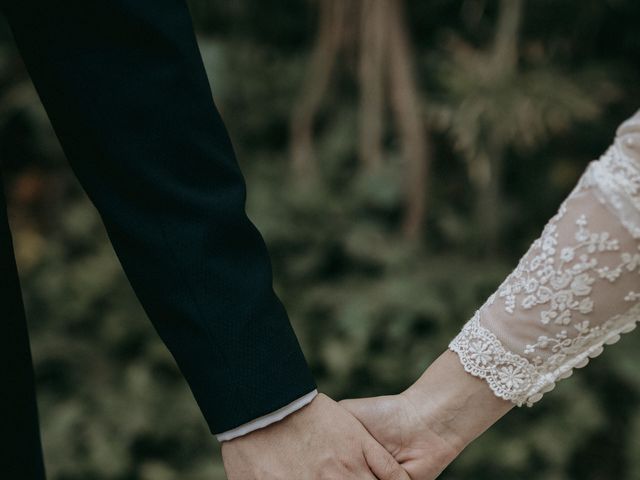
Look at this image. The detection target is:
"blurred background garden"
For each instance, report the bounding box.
[1,0,640,478]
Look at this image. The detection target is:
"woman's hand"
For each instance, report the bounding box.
[341,351,513,479]
[340,393,459,480]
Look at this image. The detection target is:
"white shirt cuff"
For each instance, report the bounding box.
[216,389,319,442]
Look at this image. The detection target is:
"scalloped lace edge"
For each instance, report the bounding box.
[449,302,640,407]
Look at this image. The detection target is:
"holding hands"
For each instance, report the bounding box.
[222,110,640,479]
[222,352,511,480]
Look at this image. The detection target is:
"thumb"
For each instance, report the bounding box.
[363,437,410,480]
[341,395,406,462]
[340,397,378,423]
[340,396,396,431]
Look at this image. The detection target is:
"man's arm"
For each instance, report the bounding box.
[1,0,314,435]
[0,3,415,477]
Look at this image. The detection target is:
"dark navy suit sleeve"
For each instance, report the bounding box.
[1,0,316,434]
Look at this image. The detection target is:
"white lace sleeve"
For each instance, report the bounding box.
[449,110,640,407]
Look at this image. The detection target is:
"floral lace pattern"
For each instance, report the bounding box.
[488,213,631,326]
[449,112,640,407]
[581,144,640,239]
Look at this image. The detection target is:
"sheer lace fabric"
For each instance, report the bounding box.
[449,110,640,407]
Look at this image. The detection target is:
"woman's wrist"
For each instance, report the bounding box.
[401,350,514,454]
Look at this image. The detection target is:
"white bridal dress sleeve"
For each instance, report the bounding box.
[449,110,640,406]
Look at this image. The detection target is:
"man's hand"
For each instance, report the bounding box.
[221,393,410,479]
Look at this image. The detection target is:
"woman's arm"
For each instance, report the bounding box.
[343,109,640,479]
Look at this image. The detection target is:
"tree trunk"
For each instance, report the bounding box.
[473,0,523,251]
[491,0,523,76]
[358,0,388,172]
[289,0,431,240]
[289,0,346,181]
[387,0,430,240]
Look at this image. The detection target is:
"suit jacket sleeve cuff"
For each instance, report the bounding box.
[215,389,318,442]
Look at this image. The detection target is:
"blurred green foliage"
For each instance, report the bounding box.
[1,1,640,479]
